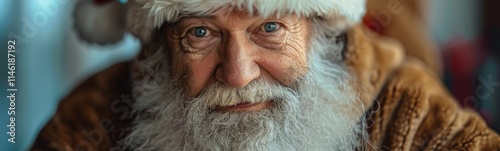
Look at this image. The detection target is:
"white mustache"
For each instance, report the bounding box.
[192,78,296,109]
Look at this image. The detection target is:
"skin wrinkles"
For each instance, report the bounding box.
[262,19,310,85]
[166,8,312,97]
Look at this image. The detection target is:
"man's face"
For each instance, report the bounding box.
[166,9,311,111]
[125,7,363,151]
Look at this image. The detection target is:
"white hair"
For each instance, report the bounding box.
[121,17,369,150]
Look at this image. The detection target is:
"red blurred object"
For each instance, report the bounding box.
[443,37,487,108]
[445,38,483,75]
[362,15,385,35]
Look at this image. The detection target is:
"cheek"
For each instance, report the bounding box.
[180,53,219,96]
[258,49,308,86]
[169,35,219,97]
[258,28,310,85]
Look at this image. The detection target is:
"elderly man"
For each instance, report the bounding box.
[33,0,500,150]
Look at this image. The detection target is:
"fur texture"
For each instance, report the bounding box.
[126,0,366,42]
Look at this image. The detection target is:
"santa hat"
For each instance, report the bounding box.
[75,0,366,44]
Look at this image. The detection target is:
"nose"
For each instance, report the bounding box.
[216,32,260,88]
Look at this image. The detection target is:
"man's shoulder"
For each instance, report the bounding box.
[367,58,500,151]
[32,62,134,150]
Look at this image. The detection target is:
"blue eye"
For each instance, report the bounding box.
[263,22,278,32]
[193,27,208,37]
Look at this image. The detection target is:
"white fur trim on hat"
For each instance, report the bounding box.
[126,0,366,43]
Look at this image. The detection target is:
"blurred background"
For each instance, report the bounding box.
[0,0,499,150]
[0,0,139,150]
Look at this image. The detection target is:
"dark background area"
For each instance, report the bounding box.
[442,0,500,133]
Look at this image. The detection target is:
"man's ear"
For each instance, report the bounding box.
[74,0,126,45]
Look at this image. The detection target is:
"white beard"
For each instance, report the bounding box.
[121,31,368,150]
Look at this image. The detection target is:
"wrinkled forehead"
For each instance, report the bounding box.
[172,7,305,28]
[126,0,366,42]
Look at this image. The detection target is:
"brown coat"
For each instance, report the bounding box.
[347,25,500,150]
